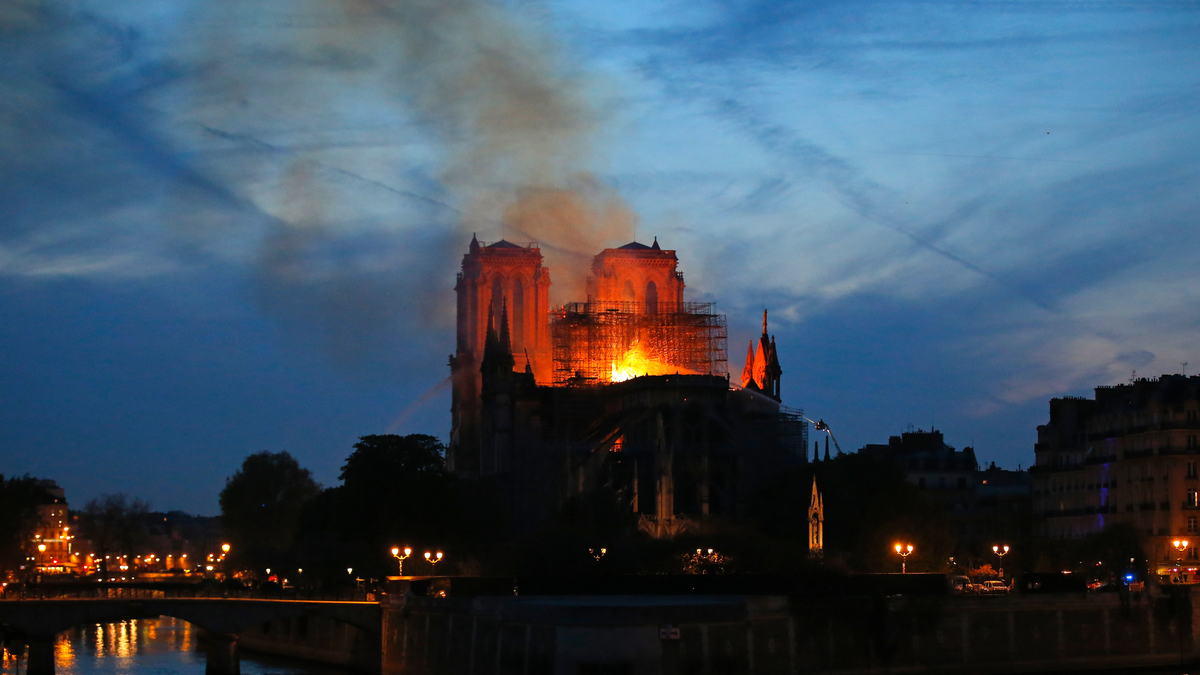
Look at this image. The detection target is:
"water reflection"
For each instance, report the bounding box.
[1,617,345,675]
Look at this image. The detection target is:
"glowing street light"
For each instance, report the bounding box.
[1174,539,1190,582]
[992,544,1011,578]
[894,543,914,574]
[391,547,413,575]
[424,551,444,573]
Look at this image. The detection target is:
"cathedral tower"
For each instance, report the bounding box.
[586,238,685,310]
[449,236,551,476]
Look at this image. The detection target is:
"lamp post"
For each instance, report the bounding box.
[221,543,231,581]
[391,547,413,576]
[992,544,1010,579]
[1173,539,1189,583]
[894,543,914,573]
[424,551,443,573]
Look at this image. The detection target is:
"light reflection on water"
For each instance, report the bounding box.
[1,617,347,675]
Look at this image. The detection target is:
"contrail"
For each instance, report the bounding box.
[198,124,458,212]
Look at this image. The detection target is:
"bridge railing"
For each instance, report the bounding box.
[0,586,380,602]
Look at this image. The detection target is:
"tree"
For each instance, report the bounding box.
[79,494,151,559]
[294,434,505,580]
[306,435,454,570]
[219,451,321,569]
[339,434,445,484]
[0,475,49,579]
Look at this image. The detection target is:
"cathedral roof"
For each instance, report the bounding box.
[617,237,663,251]
[487,239,524,249]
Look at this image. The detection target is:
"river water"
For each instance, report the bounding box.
[0,617,349,675]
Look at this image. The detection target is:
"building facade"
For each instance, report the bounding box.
[859,430,1031,550]
[1032,374,1200,574]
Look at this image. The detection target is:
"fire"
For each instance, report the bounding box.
[610,338,696,382]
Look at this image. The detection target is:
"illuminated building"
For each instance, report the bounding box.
[449,237,808,535]
[31,480,75,574]
[1032,374,1200,577]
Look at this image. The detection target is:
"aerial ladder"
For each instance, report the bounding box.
[807,417,843,456]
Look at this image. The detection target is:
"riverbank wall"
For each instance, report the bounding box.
[236,578,1200,675]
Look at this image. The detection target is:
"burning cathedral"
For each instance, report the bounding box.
[449,236,807,536]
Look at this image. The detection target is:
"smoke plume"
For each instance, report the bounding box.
[1,0,634,370]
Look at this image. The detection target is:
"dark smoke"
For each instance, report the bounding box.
[1,0,637,369]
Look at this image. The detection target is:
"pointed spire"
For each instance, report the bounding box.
[499,296,511,354]
[742,341,756,388]
[813,441,820,463]
[651,236,661,250]
[753,332,768,389]
[524,349,534,377]
[485,303,497,351]
[762,309,768,336]
[469,232,480,253]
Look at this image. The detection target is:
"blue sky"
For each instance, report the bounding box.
[2,0,1198,514]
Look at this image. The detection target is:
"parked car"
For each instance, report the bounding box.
[980,580,1010,595]
[950,575,972,593]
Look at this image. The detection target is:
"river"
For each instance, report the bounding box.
[0,617,350,675]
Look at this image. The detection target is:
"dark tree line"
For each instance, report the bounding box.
[219,435,504,586]
[215,435,1147,584]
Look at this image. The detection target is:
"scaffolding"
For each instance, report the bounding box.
[551,301,728,386]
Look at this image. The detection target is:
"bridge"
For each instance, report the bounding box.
[0,596,382,675]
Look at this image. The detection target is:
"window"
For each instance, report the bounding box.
[490,276,505,320]
[1191,546,1199,561]
[1188,516,1197,534]
[512,278,525,347]
[644,280,658,314]
[1188,489,1199,508]
[1189,462,1198,479]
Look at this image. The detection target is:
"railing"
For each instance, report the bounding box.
[0,585,380,602]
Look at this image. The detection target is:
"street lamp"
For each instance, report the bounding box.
[424,551,443,573]
[1173,539,1189,582]
[391,547,412,575]
[992,544,1010,578]
[894,543,914,574]
[221,543,231,581]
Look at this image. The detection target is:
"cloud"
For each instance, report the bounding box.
[0,0,647,364]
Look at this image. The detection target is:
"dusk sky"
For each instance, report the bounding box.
[2,0,1198,515]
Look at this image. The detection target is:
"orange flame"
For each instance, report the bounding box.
[610,338,696,382]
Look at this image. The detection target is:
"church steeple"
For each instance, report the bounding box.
[751,309,782,401]
[807,476,824,557]
[741,342,757,389]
